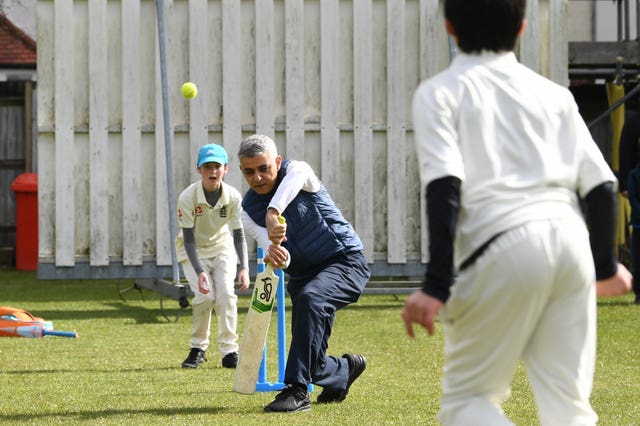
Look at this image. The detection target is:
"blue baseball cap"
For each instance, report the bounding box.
[197,144,228,167]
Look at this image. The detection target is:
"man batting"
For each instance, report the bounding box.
[238,134,370,413]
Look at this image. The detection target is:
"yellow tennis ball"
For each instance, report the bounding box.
[181,82,198,99]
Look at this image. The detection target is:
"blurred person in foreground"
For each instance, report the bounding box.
[402,0,632,424]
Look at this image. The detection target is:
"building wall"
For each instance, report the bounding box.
[37,0,570,279]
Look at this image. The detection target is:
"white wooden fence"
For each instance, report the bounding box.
[36,0,568,279]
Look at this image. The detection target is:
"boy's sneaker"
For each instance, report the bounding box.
[317,354,366,403]
[263,384,311,413]
[181,348,206,368]
[222,352,238,369]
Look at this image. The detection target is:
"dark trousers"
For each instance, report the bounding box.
[632,227,640,297]
[284,251,370,389]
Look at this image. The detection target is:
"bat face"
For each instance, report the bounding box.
[233,263,279,394]
[251,265,277,313]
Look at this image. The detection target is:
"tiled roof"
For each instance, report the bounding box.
[0,14,36,67]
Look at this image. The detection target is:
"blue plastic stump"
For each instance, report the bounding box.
[254,247,312,393]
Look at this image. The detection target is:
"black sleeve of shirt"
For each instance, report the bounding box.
[183,227,205,276]
[582,181,619,280]
[422,176,461,303]
[233,227,249,270]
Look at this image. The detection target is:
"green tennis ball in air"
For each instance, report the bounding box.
[181,82,198,99]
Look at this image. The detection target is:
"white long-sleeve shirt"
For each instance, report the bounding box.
[412,51,616,267]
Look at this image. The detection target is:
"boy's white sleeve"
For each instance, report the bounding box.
[241,210,271,250]
[176,190,196,229]
[412,80,465,187]
[268,160,321,214]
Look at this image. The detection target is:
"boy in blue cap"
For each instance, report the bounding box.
[176,143,250,369]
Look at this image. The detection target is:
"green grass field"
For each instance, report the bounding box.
[0,270,638,425]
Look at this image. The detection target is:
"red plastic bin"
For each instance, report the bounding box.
[10,173,38,271]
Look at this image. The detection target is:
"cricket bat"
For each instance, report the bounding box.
[233,216,285,394]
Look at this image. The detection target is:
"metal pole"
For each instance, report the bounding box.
[624,0,630,41]
[588,82,640,129]
[636,0,640,40]
[156,0,180,283]
[618,0,623,41]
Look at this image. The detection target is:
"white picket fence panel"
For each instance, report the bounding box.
[36,0,566,279]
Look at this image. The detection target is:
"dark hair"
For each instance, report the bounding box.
[444,0,526,53]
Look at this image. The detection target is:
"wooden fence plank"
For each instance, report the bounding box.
[284,0,305,160]
[550,0,569,87]
[255,0,275,140]
[38,134,55,258]
[54,0,75,266]
[36,2,54,129]
[88,0,109,266]
[420,0,440,81]
[320,0,340,194]
[122,0,143,265]
[222,0,242,190]
[521,0,540,72]
[353,0,374,261]
[189,0,209,173]
[386,0,406,264]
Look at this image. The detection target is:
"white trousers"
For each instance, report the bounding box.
[181,253,239,357]
[438,219,598,426]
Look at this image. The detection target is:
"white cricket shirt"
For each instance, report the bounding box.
[412,51,616,267]
[175,180,244,262]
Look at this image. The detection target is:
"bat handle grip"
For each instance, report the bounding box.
[264,215,286,267]
[273,215,286,247]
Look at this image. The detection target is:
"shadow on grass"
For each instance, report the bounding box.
[1,365,206,375]
[28,301,190,324]
[0,405,234,422]
[341,300,406,310]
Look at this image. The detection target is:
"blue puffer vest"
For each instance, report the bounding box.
[242,160,363,279]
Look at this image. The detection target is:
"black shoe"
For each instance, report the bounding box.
[263,384,311,413]
[181,348,206,368]
[317,354,366,403]
[222,352,238,369]
[635,295,640,305]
